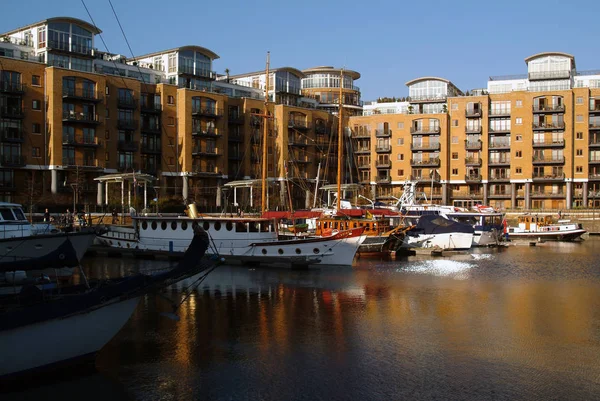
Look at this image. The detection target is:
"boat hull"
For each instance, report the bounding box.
[403,232,474,250]
[507,229,586,241]
[0,297,139,378]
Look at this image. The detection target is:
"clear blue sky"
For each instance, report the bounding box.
[2,0,599,100]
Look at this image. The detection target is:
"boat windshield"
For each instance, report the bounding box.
[0,207,17,221]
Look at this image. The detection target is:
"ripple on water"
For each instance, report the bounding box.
[399,259,475,280]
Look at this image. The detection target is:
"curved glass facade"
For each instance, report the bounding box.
[302,73,358,91]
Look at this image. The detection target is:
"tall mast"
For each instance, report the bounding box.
[261,52,270,212]
[336,68,344,211]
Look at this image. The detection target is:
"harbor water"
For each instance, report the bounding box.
[7,238,600,400]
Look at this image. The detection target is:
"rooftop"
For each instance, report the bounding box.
[1,16,101,36]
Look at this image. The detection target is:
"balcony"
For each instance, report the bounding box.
[406,95,447,103]
[141,103,162,114]
[532,104,565,113]
[352,130,371,138]
[531,191,565,198]
[589,158,600,165]
[0,106,25,119]
[141,123,161,134]
[528,71,570,81]
[62,111,101,125]
[117,162,139,172]
[0,181,16,191]
[465,157,482,166]
[488,158,510,166]
[117,97,137,109]
[589,105,600,115]
[117,141,139,152]
[375,160,391,168]
[589,123,600,131]
[410,158,440,167]
[0,81,25,94]
[293,155,311,164]
[410,126,441,135]
[489,109,511,118]
[62,88,102,103]
[355,147,371,154]
[357,162,370,169]
[532,139,565,148]
[62,135,100,147]
[589,173,600,180]
[48,40,93,56]
[465,174,482,182]
[250,116,262,127]
[192,107,223,118]
[532,173,565,181]
[141,144,161,154]
[532,122,565,131]
[376,176,391,183]
[228,133,243,142]
[228,152,242,161]
[466,126,482,134]
[192,127,220,138]
[192,148,221,157]
[288,136,309,147]
[117,119,138,130]
[375,129,391,138]
[589,140,600,148]
[488,191,511,198]
[465,140,482,151]
[315,125,330,135]
[452,191,482,199]
[488,141,511,150]
[288,120,311,130]
[228,113,245,125]
[488,127,510,134]
[411,142,441,151]
[0,129,24,142]
[410,175,435,183]
[376,144,391,153]
[489,174,510,182]
[532,156,565,165]
[465,109,482,118]
[0,155,26,167]
[192,166,221,177]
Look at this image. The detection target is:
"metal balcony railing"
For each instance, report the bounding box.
[532,104,565,113]
[63,88,102,102]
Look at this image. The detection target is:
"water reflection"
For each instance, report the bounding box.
[84,239,600,400]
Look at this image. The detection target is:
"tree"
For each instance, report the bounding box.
[224,68,230,83]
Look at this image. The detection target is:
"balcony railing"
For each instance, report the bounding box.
[0,81,26,94]
[589,157,600,164]
[62,111,100,124]
[410,158,440,167]
[141,144,161,154]
[117,119,138,130]
[532,139,565,148]
[355,147,371,154]
[532,104,565,113]
[466,126,482,134]
[352,131,371,138]
[375,160,391,168]
[117,162,139,172]
[528,71,570,80]
[0,180,16,191]
[489,174,510,181]
[410,126,441,135]
[117,141,139,152]
[228,112,245,124]
[465,109,482,118]
[192,107,224,118]
[411,143,440,151]
[357,162,370,169]
[62,88,102,102]
[589,123,600,130]
[192,127,220,137]
[465,141,482,150]
[532,156,565,164]
[288,120,311,130]
[452,191,482,198]
[489,141,511,149]
[488,191,511,198]
[117,97,137,109]
[315,125,330,135]
[141,123,161,134]
[465,157,482,166]
[532,122,565,130]
[62,135,100,147]
[228,133,243,142]
[141,103,162,114]
[465,174,482,182]
[589,105,600,114]
[531,191,565,198]
[288,136,309,146]
[532,173,565,181]
[488,158,511,166]
[0,106,25,119]
[192,148,221,157]
[192,166,221,176]
[489,109,511,117]
[0,129,24,142]
[589,140,600,147]
[376,176,391,183]
[406,95,447,103]
[0,155,26,167]
[228,152,242,160]
[488,126,511,133]
[375,129,391,137]
[375,144,391,153]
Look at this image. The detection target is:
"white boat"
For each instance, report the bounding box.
[0,226,212,378]
[96,213,366,267]
[445,211,505,246]
[401,215,474,250]
[0,203,96,270]
[508,215,586,241]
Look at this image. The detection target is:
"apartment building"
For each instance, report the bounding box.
[351,52,600,210]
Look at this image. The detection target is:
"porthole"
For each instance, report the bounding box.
[214,222,221,231]
[313,248,320,254]
[226,222,233,231]
[278,248,284,255]
[181,221,188,230]
[171,221,177,230]
[151,221,157,230]
[295,248,301,255]
[161,222,167,230]
[192,221,199,231]
[142,221,148,230]
[203,221,210,230]
[262,248,267,255]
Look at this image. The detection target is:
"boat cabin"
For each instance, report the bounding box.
[518,215,553,231]
[0,202,32,238]
[315,217,392,237]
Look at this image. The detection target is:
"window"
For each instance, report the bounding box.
[516,167,522,174]
[32,75,40,86]
[397,154,404,160]
[32,100,41,110]
[452,152,458,159]
[105,86,109,95]
[576,132,583,139]
[515,117,522,125]
[451,103,458,110]
[452,136,458,144]
[577,97,584,104]
[515,150,522,157]
[168,95,174,105]
[397,122,404,129]
[32,123,41,134]
[577,149,583,156]
[397,169,404,176]
[515,135,522,141]
[452,119,458,127]
[397,138,404,145]
[515,100,522,107]
[32,147,40,158]
[105,108,110,118]
[452,168,458,175]
[576,166,584,173]
[576,115,583,122]
[168,117,175,125]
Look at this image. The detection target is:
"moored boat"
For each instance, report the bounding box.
[507,215,586,241]
[401,215,474,250]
